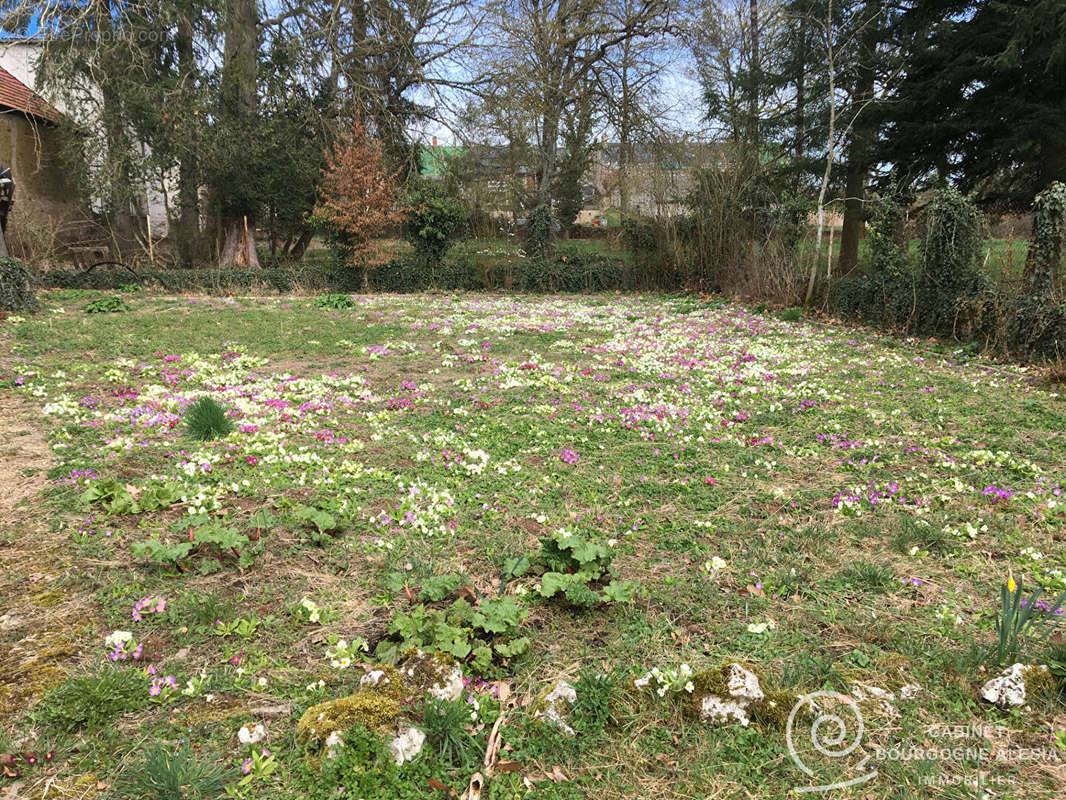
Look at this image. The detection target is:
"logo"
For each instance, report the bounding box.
[786,691,877,794]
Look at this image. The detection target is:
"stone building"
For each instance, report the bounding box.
[0,63,83,237]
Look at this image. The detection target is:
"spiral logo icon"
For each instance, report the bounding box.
[786,691,877,794]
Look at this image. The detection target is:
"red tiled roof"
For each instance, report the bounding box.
[0,65,61,123]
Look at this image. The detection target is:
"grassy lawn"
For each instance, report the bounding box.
[1,290,1064,799]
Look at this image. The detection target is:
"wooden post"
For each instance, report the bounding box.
[146,213,154,262]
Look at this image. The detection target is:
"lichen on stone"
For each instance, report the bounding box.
[980,663,1054,709]
[682,662,763,720]
[388,727,426,765]
[673,662,797,728]
[534,680,577,735]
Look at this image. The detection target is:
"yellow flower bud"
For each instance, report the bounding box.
[1007,576,1017,594]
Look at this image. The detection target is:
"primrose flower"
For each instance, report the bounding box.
[104,630,133,649]
[132,595,166,622]
[241,758,253,775]
[703,556,727,576]
[300,597,322,622]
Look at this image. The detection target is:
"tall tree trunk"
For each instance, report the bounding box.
[793,20,807,186]
[749,0,759,148]
[176,13,201,268]
[805,0,836,308]
[290,229,314,261]
[618,59,632,220]
[837,9,876,276]
[838,153,865,275]
[218,0,261,269]
[538,103,561,208]
[100,79,137,258]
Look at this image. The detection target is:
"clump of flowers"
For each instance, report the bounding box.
[702,555,727,579]
[633,663,695,697]
[982,485,1014,504]
[132,595,166,622]
[326,637,368,669]
[560,447,579,465]
[746,619,776,635]
[238,748,276,784]
[299,597,322,623]
[148,669,179,699]
[942,520,988,540]
[182,671,209,697]
[105,630,143,661]
[934,605,963,627]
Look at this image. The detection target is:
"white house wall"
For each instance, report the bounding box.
[0,39,171,238]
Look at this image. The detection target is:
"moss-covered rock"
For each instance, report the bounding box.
[834,653,922,718]
[681,661,765,722]
[397,649,457,695]
[296,691,402,747]
[751,688,800,728]
[530,680,577,735]
[644,662,800,729]
[358,664,408,701]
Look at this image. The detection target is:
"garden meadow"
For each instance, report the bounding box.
[1,289,1064,799]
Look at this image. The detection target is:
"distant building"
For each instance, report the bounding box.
[0,38,170,242]
[416,137,728,223]
[0,63,84,234]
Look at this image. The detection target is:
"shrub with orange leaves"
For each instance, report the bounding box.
[313,121,405,280]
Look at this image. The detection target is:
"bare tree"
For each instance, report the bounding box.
[483,0,671,209]
[592,0,672,220]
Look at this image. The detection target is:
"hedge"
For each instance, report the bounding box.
[38,252,634,295]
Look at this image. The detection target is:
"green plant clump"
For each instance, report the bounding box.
[1011,181,1066,356]
[992,576,1066,666]
[119,744,233,800]
[403,181,467,270]
[420,697,478,767]
[36,670,144,732]
[376,596,529,671]
[315,293,354,309]
[535,528,638,607]
[183,396,234,441]
[83,295,131,313]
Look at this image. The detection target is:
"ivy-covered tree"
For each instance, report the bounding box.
[1011,182,1066,356]
[402,180,466,268]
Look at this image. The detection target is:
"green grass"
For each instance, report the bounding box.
[1,290,1064,799]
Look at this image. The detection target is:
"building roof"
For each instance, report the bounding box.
[418,144,464,177]
[0,64,61,123]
